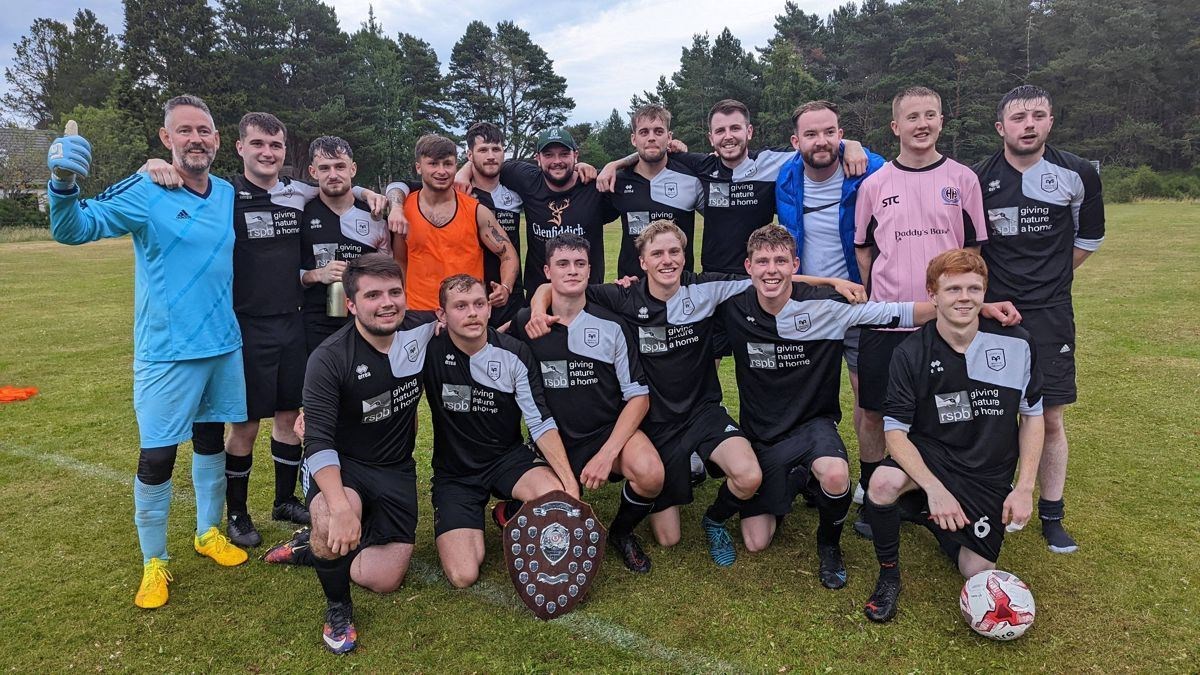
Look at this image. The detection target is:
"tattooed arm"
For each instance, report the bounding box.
[476,204,518,307]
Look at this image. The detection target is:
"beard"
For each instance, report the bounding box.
[802,147,838,170]
[473,160,501,179]
[637,146,666,163]
[357,312,401,336]
[320,181,351,198]
[175,144,215,173]
[544,167,573,187]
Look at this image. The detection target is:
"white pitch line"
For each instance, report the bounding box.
[0,442,743,674]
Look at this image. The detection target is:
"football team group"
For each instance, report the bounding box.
[45,80,1102,653]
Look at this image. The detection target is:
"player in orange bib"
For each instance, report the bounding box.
[397,134,518,312]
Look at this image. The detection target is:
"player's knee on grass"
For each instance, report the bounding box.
[137,445,178,485]
[649,510,681,547]
[442,559,480,589]
[867,466,910,506]
[957,548,996,578]
[740,514,776,552]
[354,544,412,593]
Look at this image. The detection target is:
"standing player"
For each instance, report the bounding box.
[527,221,862,566]
[298,254,439,654]
[393,133,517,313]
[508,234,664,573]
[776,101,888,525]
[466,122,527,327]
[607,105,703,278]
[425,275,578,588]
[456,126,618,294]
[599,99,868,275]
[47,95,248,609]
[853,87,988,536]
[141,115,388,547]
[863,249,1043,623]
[973,85,1104,553]
[300,137,391,352]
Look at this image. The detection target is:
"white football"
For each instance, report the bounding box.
[959,570,1036,640]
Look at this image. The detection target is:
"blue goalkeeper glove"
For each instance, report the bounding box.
[47,120,91,190]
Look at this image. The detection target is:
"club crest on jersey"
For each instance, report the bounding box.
[502,192,513,206]
[664,181,678,198]
[487,360,502,381]
[941,186,960,205]
[794,312,812,332]
[1040,173,1058,192]
[935,390,973,424]
[404,340,419,362]
[986,348,1006,371]
[682,298,695,315]
[584,327,599,347]
[355,219,370,236]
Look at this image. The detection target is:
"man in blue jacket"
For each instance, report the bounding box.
[776,100,887,536]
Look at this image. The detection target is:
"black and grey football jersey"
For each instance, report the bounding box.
[423,329,557,476]
[509,303,649,445]
[586,272,750,425]
[973,146,1105,309]
[884,318,1043,484]
[671,148,792,274]
[720,284,913,444]
[610,162,703,278]
[299,198,391,317]
[230,175,317,315]
[301,313,437,473]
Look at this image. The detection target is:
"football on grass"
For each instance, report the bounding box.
[959,570,1036,640]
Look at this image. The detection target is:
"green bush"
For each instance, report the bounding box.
[1103,166,1200,203]
[0,194,49,228]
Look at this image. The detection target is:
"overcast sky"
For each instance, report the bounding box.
[1,0,843,125]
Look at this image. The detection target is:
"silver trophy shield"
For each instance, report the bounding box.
[502,490,607,620]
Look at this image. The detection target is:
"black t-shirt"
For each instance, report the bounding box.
[508,302,649,445]
[972,145,1105,309]
[585,272,750,425]
[884,318,1043,484]
[499,161,619,293]
[423,329,557,477]
[719,284,911,444]
[671,148,792,274]
[301,312,437,470]
[609,162,703,278]
[472,183,525,299]
[230,175,320,316]
[299,198,391,317]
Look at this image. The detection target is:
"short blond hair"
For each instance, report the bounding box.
[634,219,687,255]
[891,86,942,119]
[746,225,796,259]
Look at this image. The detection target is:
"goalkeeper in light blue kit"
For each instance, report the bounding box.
[47,95,250,609]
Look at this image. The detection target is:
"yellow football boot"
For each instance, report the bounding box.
[134,558,173,609]
[194,527,249,566]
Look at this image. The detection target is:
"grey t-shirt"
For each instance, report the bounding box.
[800,164,849,279]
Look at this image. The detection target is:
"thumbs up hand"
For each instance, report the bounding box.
[48,119,92,187]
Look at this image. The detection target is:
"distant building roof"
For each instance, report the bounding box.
[0,128,57,189]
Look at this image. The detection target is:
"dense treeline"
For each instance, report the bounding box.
[2,0,1196,196]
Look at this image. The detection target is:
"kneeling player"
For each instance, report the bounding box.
[864,249,1043,623]
[426,275,578,588]
[298,254,438,653]
[508,234,664,573]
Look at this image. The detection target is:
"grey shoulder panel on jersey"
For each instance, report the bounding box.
[964,330,1032,393]
[650,168,703,209]
[666,277,752,324]
[566,311,624,365]
[733,148,792,183]
[774,298,909,341]
[388,321,438,377]
[273,178,318,210]
[339,205,390,249]
[490,184,524,211]
[1020,158,1084,208]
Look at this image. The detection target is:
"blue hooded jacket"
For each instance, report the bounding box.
[776,142,887,283]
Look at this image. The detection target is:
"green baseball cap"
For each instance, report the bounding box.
[535,126,577,152]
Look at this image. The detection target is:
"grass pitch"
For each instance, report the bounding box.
[0,202,1197,672]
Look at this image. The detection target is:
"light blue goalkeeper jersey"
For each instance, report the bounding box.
[48,173,241,362]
